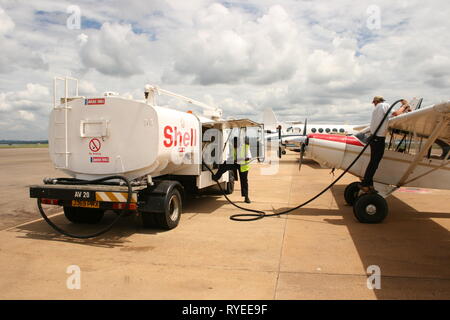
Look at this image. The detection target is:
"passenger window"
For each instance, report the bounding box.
[311,128,317,133]
[318,128,324,133]
[325,128,331,133]
[339,128,345,133]
[332,128,337,132]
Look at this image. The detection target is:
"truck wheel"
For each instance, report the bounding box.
[141,188,182,230]
[63,207,104,224]
[344,182,360,205]
[225,171,235,195]
[353,193,388,223]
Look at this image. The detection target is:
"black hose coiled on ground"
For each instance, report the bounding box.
[205,100,403,221]
[37,175,132,239]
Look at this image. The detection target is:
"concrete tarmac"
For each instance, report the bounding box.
[0,148,449,299]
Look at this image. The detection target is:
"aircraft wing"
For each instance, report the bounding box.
[285,121,303,124]
[203,118,262,129]
[388,101,450,143]
[352,124,369,131]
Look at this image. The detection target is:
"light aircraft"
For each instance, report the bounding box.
[299,100,450,223]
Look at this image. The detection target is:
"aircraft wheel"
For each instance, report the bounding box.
[353,193,388,223]
[344,182,361,205]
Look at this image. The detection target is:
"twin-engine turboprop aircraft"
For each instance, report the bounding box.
[263,108,363,157]
[301,100,450,223]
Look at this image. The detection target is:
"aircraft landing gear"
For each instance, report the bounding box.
[344,182,361,205]
[353,193,388,223]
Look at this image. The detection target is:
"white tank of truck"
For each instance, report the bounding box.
[49,78,223,181]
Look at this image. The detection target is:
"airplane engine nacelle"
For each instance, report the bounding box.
[306,134,366,170]
[306,134,346,169]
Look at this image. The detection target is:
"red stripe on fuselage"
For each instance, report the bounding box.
[308,134,364,147]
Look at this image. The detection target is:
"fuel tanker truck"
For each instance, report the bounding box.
[30,77,264,234]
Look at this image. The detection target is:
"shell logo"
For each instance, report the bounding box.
[163,126,197,148]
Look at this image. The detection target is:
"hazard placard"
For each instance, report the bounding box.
[90,157,109,163]
[85,98,105,105]
[89,138,101,152]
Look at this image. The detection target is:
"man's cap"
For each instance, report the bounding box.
[373,96,385,103]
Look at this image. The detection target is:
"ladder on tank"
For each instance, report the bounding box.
[52,76,78,169]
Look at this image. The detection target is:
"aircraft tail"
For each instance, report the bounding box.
[263,108,279,130]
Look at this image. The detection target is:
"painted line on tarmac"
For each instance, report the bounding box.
[3,211,63,231]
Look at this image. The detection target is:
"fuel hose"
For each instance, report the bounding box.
[37,175,132,239]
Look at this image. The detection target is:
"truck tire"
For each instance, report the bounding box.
[63,207,104,224]
[141,188,182,230]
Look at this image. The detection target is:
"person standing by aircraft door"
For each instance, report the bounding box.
[213,136,252,203]
[360,96,411,192]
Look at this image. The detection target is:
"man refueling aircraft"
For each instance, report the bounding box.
[213,136,252,203]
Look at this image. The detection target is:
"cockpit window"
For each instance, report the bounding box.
[355,130,370,145]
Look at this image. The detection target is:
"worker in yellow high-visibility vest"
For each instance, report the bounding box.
[213,137,252,203]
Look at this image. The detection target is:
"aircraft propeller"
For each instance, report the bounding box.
[299,118,308,171]
[277,125,283,159]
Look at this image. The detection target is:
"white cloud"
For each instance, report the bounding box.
[79,22,151,77]
[78,80,97,95]
[0,6,14,35]
[15,83,50,100]
[18,110,35,121]
[0,82,51,138]
[0,92,10,111]
[0,5,48,73]
[168,4,301,85]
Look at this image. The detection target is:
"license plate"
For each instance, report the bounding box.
[72,200,100,208]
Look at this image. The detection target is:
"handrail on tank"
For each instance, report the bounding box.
[53,76,78,169]
[53,76,79,109]
[144,84,223,119]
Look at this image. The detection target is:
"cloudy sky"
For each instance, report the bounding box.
[0,0,449,139]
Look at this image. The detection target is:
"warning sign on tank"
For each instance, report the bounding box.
[89,138,101,152]
[85,98,105,105]
[90,157,109,163]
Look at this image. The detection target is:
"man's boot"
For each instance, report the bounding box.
[245,197,251,203]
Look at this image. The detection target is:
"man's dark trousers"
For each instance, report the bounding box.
[238,170,249,198]
[213,163,238,182]
[361,136,386,187]
[213,162,248,197]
